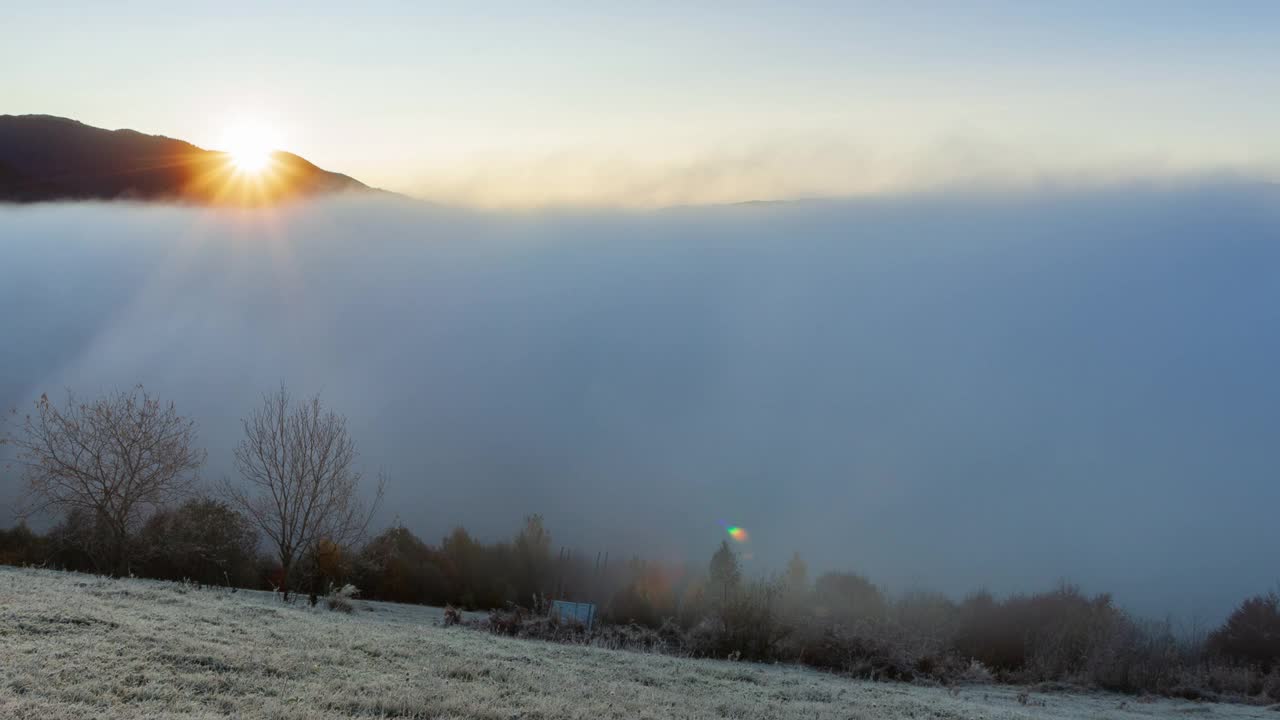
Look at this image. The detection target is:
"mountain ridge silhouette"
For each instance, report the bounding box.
[0,114,380,206]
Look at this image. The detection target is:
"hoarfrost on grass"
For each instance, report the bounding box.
[1,566,1275,719]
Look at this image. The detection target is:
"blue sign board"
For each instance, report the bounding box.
[551,600,596,630]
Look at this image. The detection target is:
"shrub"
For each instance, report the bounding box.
[355,526,452,605]
[959,658,995,684]
[326,583,360,613]
[470,605,680,653]
[135,498,259,587]
[1262,666,1280,701]
[604,560,679,629]
[1083,616,1183,694]
[0,523,47,566]
[779,623,906,678]
[607,583,664,628]
[812,572,887,623]
[443,606,462,626]
[488,607,517,634]
[953,589,1025,670]
[894,589,958,642]
[687,579,789,661]
[45,509,116,573]
[953,583,1121,679]
[1210,592,1280,671]
[777,618,975,683]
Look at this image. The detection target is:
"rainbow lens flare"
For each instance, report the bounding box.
[725,525,749,543]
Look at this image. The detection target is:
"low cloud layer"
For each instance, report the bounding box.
[407,136,1279,208]
[2,183,1278,620]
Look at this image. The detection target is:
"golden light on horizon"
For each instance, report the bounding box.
[178,114,314,206]
[219,119,279,176]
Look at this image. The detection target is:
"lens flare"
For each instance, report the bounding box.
[725,525,749,543]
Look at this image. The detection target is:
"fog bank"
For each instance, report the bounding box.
[2,183,1278,621]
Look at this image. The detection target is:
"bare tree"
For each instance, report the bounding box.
[9,387,205,575]
[222,386,382,598]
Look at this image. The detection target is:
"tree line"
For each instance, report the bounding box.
[0,385,615,608]
[2,384,1279,702]
[1,385,379,602]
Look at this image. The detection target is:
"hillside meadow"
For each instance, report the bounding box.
[2,566,1276,719]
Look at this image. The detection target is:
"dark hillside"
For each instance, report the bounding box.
[0,115,371,205]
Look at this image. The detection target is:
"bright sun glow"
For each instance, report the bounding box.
[220,120,279,174]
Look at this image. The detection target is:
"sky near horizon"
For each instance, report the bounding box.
[4,2,1280,206]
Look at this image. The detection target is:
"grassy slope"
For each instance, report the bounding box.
[0,567,1271,720]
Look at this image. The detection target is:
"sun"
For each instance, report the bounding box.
[219,120,279,175]
[231,145,270,173]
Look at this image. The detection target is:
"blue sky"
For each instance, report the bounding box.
[4,2,1279,205]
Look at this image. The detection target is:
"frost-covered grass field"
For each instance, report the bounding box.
[1,566,1274,720]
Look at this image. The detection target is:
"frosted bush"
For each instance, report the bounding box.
[326,583,360,613]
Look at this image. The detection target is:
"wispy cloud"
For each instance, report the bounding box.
[408,133,1280,208]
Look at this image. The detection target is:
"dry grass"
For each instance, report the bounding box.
[1,566,1276,719]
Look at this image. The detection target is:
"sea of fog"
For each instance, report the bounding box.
[2,184,1278,621]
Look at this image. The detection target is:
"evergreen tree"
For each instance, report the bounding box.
[785,551,808,593]
[708,540,741,603]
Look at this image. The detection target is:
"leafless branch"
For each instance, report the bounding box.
[221,385,382,595]
[9,386,205,574]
